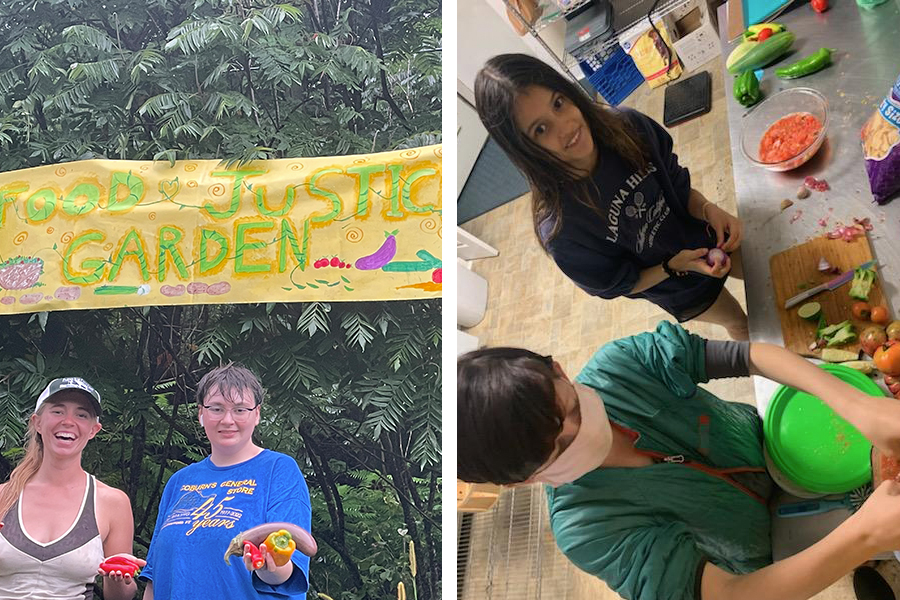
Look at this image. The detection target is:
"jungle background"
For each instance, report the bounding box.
[0,1,442,599]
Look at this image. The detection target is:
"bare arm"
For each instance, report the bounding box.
[749,343,900,456]
[98,486,144,600]
[701,479,900,600]
[142,581,153,600]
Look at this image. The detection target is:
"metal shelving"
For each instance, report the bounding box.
[504,0,694,74]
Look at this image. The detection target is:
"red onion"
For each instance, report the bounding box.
[706,248,727,268]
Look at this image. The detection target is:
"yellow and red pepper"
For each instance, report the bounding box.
[264,529,296,567]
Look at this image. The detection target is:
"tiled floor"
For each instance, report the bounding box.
[458,56,899,600]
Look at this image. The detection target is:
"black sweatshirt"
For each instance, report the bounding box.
[539,108,726,321]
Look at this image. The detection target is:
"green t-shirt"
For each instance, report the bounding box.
[547,322,772,600]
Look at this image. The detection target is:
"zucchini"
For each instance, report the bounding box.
[727,31,795,75]
[726,40,758,72]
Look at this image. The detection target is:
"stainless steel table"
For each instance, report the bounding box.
[716,0,900,561]
[718,0,900,414]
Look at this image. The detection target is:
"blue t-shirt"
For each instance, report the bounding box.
[141,450,311,599]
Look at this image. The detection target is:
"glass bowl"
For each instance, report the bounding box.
[740,87,829,172]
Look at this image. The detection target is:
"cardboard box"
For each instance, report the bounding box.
[670,0,721,72]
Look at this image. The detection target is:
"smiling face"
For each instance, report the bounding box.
[198,385,261,457]
[512,84,598,175]
[33,391,101,457]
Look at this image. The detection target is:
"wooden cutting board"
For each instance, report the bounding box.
[769,234,888,358]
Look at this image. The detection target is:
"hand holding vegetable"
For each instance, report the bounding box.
[668,248,731,279]
[224,522,317,566]
[265,529,297,567]
[97,554,146,581]
[702,202,743,252]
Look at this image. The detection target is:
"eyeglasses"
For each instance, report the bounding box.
[201,404,259,421]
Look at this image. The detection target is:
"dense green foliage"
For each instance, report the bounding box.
[0,0,442,598]
[0,0,441,169]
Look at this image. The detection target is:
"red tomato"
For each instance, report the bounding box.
[811,0,827,12]
[875,341,900,376]
[871,305,891,325]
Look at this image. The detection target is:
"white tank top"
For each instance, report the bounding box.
[0,473,106,600]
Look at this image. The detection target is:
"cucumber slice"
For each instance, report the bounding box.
[797,302,821,321]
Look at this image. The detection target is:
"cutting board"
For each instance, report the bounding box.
[769,235,889,358]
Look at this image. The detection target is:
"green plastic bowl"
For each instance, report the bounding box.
[763,364,882,495]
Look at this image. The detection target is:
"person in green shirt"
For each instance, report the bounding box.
[457,322,900,600]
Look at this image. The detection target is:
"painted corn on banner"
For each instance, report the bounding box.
[0,145,442,314]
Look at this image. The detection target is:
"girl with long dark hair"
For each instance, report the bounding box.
[475,53,748,339]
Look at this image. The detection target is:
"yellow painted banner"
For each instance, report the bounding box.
[0,145,442,313]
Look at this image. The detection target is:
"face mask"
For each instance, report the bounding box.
[199,415,204,427]
[528,383,613,488]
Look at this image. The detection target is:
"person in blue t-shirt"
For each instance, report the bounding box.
[475,53,748,340]
[140,364,312,600]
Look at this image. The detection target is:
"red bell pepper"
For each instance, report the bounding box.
[810,0,828,12]
[244,541,265,570]
[99,556,142,577]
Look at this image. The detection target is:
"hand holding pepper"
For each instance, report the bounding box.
[243,541,266,570]
[97,554,146,581]
[264,529,297,567]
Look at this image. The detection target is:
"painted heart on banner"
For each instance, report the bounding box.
[159,178,181,200]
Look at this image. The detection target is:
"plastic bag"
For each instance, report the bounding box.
[860,74,900,205]
[856,0,888,9]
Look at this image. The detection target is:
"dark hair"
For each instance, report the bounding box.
[195,362,265,407]
[457,347,563,484]
[474,53,647,245]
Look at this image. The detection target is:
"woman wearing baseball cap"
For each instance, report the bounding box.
[0,377,144,600]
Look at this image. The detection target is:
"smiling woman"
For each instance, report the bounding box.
[0,377,143,600]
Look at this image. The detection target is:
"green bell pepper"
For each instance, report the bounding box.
[733,70,761,107]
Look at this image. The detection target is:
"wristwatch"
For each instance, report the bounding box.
[662,257,687,278]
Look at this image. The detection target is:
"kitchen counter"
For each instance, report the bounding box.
[716,0,900,561]
[718,0,900,415]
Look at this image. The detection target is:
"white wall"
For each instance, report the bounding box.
[456,0,570,96]
[457,91,489,196]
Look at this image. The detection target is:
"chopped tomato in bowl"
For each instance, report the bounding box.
[740,88,829,171]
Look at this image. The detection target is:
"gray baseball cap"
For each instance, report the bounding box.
[35,377,102,417]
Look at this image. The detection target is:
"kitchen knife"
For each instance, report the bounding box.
[784,260,876,309]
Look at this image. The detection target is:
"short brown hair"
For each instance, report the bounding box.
[457,347,563,484]
[195,363,265,407]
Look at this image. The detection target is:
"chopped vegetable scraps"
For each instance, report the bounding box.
[826,223,867,241]
[817,319,857,347]
[804,176,830,191]
[849,267,877,300]
[790,210,803,224]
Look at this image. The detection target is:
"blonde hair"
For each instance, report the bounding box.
[0,418,44,521]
